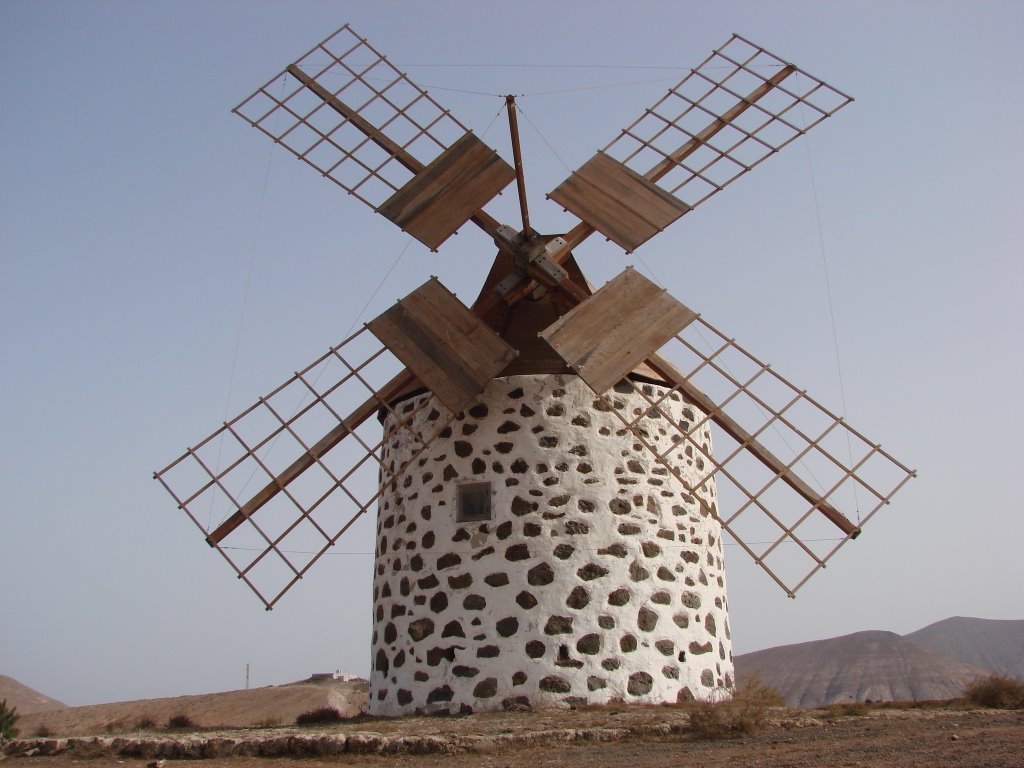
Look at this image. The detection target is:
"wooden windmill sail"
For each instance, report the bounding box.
[155,25,914,617]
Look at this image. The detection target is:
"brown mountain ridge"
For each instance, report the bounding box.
[734,629,992,707]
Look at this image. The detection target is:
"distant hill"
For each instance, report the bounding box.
[905,617,1024,679]
[0,675,66,715]
[14,676,367,737]
[734,630,990,707]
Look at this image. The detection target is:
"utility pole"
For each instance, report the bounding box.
[245,663,250,690]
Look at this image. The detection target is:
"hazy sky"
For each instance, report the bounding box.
[2,0,1021,707]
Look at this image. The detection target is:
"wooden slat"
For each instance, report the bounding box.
[548,153,690,252]
[205,368,418,546]
[643,352,860,538]
[377,133,515,250]
[286,65,504,239]
[540,268,696,394]
[368,279,517,413]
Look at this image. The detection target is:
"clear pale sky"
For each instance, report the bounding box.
[1,0,1021,707]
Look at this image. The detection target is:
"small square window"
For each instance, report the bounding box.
[457,482,492,522]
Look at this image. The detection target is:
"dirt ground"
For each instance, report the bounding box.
[5,705,1023,768]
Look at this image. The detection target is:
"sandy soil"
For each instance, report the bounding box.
[5,704,1022,768]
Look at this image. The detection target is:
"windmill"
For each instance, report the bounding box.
[155,25,914,715]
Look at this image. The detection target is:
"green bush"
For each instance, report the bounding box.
[0,699,19,740]
[295,707,343,726]
[964,674,1024,709]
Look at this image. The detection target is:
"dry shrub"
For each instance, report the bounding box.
[102,718,130,734]
[136,714,157,730]
[166,713,198,729]
[33,724,55,737]
[688,677,784,739]
[826,701,871,717]
[254,716,282,728]
[964,674,1024,709]
[295,707,343,726]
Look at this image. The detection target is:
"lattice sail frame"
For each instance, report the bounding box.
[232,24,472,211]
[587,317,915,596]
[154,327,454,610]
[603,33,852,215]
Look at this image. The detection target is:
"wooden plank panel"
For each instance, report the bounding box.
[377,133,515,250]
[549,153,689,252]
[399,280,518,384]
[541,268,697,394]
[550,172,654,252]
[583,153,690,225]
[368,279,517,413]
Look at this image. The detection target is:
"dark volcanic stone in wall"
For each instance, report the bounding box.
[496,617,520,637]
[627,671,653,695]
[516,591,538,609]
[577,563,610,581]
[452,665,479,678]
[705,613,717,636]
[566,586,590,609]
[463,594,487,610]
[448,572,472,589]
[408,618,435,641]
[539,676,571,693]
[477,645,500,658]
[526,640,546,658]
[511,496,537,515]
[484,572,510,587]
[607,588,631,606]
[426,646,456,666]
[598,542,628,558]
[512,671,527,685]
[641,541,662,557]
[576,633,602,655]
[430,592,448,612]
[474,678,498,698]
[609,498,631,515]
[637,607,659,631]
[545,615,574,634]
[427,685,454,703]
[587,676,607,691]
[553,543,575,559]
[505,543,530,561]
[527,562,555,585]
[442,620,466,638]
[629,561,650,582]
[620,634,638,652]
[436,553,461,570]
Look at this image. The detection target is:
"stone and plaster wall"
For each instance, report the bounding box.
[367,374,732,716]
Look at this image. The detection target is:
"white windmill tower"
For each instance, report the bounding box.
[155,25,914,716]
